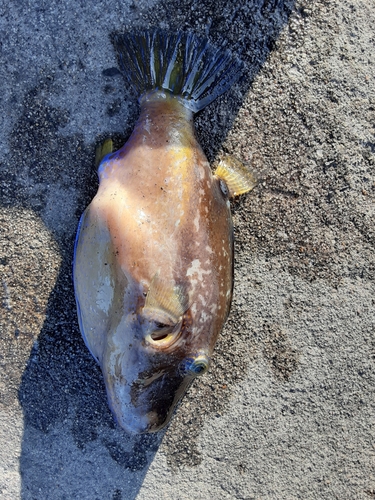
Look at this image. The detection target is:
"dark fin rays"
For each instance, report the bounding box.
[113,29,244,112]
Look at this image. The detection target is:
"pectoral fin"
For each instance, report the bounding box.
[214,154,258,197]
[143,273,189,326]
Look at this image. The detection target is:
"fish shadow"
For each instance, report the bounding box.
[6,82,163,499]
[0,0,297,497]
[18,261,164,499]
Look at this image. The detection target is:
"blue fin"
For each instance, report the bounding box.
[113,29,244,112]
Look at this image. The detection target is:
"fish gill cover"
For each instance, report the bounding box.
[113,29,244,112]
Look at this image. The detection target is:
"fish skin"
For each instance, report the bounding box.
[73,90,234,433]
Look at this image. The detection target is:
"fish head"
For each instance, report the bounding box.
[101,282,212,434]
[74,207,230,434]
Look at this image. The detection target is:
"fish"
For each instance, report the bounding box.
[73,29,257,433]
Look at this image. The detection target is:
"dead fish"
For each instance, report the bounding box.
[73,29,257,433]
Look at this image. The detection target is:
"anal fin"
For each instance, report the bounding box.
[214,154,258,197]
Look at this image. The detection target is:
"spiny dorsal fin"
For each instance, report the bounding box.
[95,138,113,168]
[143,273,188,325]
[214,154,258,197]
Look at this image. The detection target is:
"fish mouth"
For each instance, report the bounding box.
[106,369,193,434]
[113,410,166,434]
[113,410,151,434]
[104,383,167,434]
[135,370,192,432]
[114,409,172,434]
[105,347,211,433]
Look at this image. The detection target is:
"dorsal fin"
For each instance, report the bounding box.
[214,154,258,197]
[95,138,113,168]
[143,273,188,325]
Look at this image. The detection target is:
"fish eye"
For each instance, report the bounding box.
[180,354,210,377]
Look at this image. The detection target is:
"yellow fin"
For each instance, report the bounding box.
[143,273,188,325]
[214,154,258,197]
[95,138,113,168]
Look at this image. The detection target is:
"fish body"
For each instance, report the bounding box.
[73,30,255,433]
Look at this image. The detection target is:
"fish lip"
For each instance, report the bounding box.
[117,418,155,434]
[108,398,154,434]
[121,419,168,434]
[144,419,169,433]
[112,403,172,434]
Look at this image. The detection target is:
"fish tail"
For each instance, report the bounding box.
[113,29,243,112]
